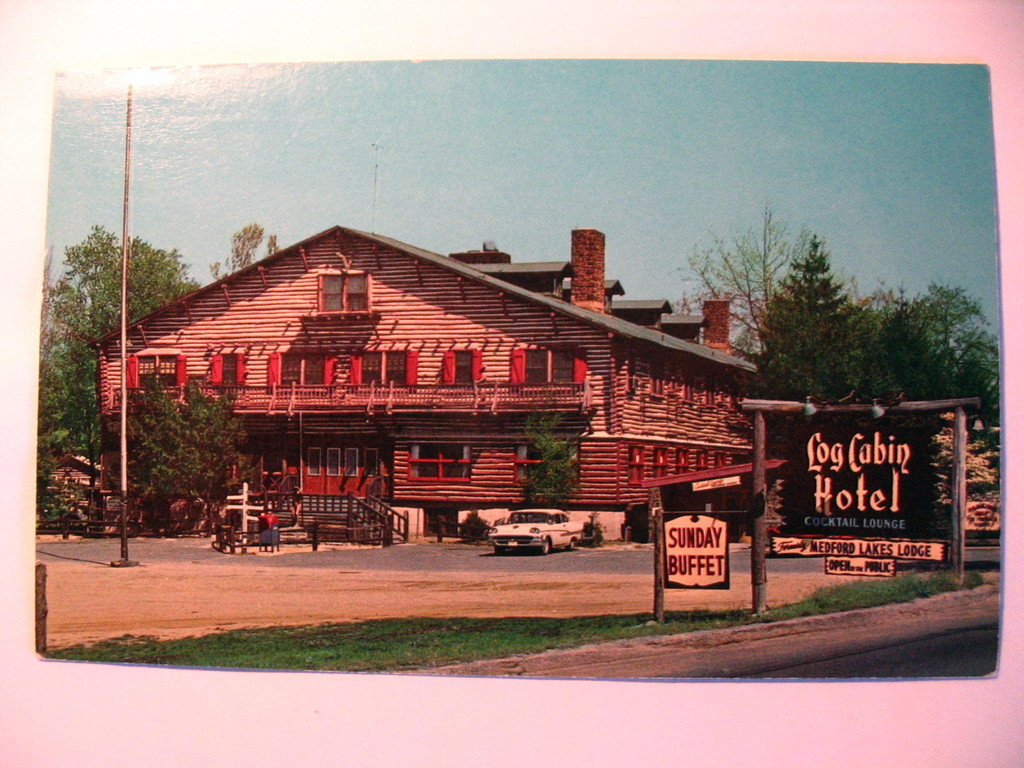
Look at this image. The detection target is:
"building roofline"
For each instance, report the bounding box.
[99,225,756,372]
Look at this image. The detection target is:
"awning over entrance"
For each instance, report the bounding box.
[639,459,787,489]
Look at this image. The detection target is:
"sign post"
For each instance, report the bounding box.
[952,407,967,584]
[751,409,767,614]
[650,487,665,623]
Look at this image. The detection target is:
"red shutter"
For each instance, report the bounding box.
[441,351,456,384]
[268,352,281,386]
[324,356,337,386]
[405,349,419,386]
[365,273,373,311]
[572,352,588,383]
[510,347,526,384]
[349,354,362,385]
[126,355,139,389]
[471,349,483,381]
[210,354,224,385]
[236,354,247,384]
[175,354,188,387]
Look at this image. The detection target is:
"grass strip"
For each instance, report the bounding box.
[47,571,982,672]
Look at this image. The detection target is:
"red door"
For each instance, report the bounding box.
[303,445,384,496]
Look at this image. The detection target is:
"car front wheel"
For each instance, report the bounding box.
[537,538,553,556]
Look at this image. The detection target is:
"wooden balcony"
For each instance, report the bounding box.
[106,380,593,416]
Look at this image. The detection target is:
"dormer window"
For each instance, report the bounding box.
[318,270,371,313]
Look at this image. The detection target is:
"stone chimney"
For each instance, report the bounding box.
[702,299,731,353]
[570,229,606,313]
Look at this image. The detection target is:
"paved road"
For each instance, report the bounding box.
[35,536,1001,576]
[421,584,1000,679]
[749,624,999,678]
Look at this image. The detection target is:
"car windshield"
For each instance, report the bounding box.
[508,512,554,524]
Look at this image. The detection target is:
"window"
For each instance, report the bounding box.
[138,355,178,387]
[551,349,574,382]
[344,448,360,476]
[319,271,370,313]
[675,447,690,474]
[513,445,543,481]
[650,363,665,397]
[360,350,411,384]
[307,448,322,477]
[628,446,646,485]
[453,351,474,384]
[208,353,247,386]
[512,347,586,384]
[326,448,341,477]
[364,448,379,476]
[222,354,238,385]
[652,447,669,478]
[131,354,186,388]
[409,444,472,480]
[442,349,482,384]
[282,354,325,385]
[525,349,548,384]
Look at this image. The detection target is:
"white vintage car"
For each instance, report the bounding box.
[488,509,586,555]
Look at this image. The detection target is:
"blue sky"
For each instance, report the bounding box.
[46,60,999,324]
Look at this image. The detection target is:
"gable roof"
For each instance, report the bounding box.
[102,225,755,372]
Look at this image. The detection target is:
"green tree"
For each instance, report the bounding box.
[865,285,998,421]
[38,226,197,499]
[754,236,868,400]
[520,413,579,507]
[685,206,811,357]
[127,381,249,531]
[211,223,278,279]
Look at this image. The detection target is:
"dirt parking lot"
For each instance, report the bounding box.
[37,536,848,649]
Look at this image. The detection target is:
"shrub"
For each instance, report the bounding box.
[459,511,491,542]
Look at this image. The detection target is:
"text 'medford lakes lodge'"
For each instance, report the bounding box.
[96,225,755,537]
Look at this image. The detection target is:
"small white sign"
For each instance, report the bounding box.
[771,536,946,562]
[664,514,730,589]
[692,475,742,492]
[824,556,896,578]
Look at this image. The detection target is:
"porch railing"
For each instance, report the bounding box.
[107,380,592,415]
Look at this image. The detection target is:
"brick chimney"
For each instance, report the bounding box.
[702,299,731,353]
[570,229,606,313]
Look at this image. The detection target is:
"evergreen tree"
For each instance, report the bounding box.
[754,236,867,400]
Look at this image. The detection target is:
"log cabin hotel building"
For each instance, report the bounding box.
[97,226,754,539]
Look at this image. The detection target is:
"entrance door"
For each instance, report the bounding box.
[303,445,385,496]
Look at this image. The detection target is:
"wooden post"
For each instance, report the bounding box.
[35,562,47,655]
[952,407,967,584]
[751,409,767,614]
[650,487,665,623]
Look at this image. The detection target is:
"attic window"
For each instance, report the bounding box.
[319,271,370,313]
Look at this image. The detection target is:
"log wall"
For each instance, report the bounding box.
[98,227,752,511]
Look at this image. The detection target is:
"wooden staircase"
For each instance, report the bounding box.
[214,483,407,553]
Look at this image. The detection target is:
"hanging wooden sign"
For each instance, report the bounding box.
[663,513,730,589]
[771,535,946,561]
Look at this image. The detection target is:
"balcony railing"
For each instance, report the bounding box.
[106,380,593,416]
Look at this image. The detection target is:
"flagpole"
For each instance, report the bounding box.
[114,81,135,567]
